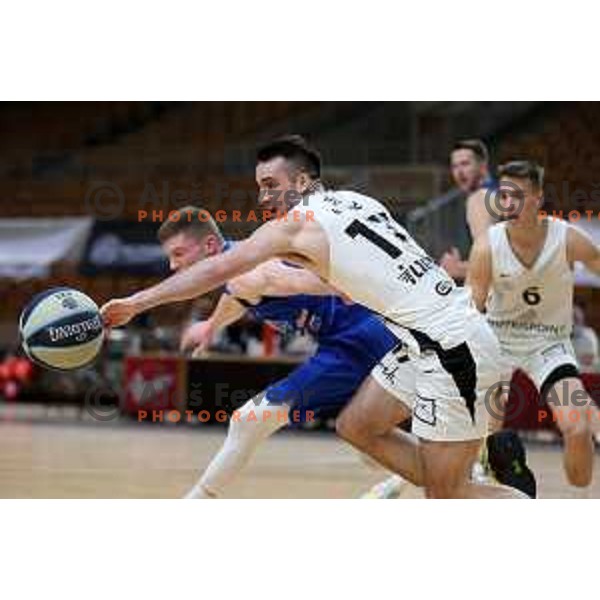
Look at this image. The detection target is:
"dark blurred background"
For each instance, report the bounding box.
[2,101,600,427]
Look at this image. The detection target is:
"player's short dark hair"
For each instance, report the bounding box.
[498,160,544,190]
[157,205,223,244]
[256,135,321,179]
[452,139,489,164]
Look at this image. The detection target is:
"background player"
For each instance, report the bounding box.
[469,160,600,490]
[101,135,526,499]
[440,139,496,280]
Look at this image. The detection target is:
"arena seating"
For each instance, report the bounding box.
[4,101,600,336]
[0,102,318,222]
[498,102,600,214]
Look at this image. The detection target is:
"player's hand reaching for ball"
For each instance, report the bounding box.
[100,297,139,328]
[180,321,215,356]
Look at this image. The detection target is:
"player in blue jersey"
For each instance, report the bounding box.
[156,206,413,498]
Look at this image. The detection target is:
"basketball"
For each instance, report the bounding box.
[19,287,104,371]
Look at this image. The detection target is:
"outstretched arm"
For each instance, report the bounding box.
[180,293,247,355]
[181,257,345,355]
[210,293,248,330]
[101,219,298,327]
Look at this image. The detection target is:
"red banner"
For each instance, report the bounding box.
[123,356,186,415]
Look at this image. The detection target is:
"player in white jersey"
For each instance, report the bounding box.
[469,160,600,488]
[359,140,535,499]
[101,136,525,499]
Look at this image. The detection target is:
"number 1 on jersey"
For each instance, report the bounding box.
[344,220,402,259]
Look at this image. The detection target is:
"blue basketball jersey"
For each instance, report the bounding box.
[233,292,375,341]
[222,240,376,341]
[219,241,400,419]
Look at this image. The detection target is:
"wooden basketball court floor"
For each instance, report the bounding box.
[0,419,597,498]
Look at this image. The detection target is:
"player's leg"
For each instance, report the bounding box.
[413,317,528,499]
[336,375,420,483]
[418,438,526,498]
[184,392,290,498]
[542,366,595,487]
[414,395,528,499]
[185,332,389,499]
[358,414,537,498]
[336,344,422,493]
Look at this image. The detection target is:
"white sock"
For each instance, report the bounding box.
[471,460,494,484]
[571,485,593,499]
[183,483,218,499]
[361,474,412,499]
[183,395,290,499]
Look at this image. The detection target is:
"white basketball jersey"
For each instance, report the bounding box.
[486,218,574,353]
[295,189,476,350]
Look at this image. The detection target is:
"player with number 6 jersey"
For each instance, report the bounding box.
[469,160,600,490]
[486,215,576,384]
